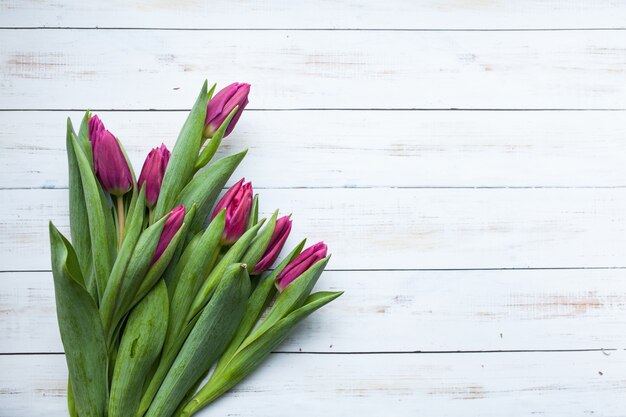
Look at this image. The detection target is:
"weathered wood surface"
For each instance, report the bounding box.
[1,351,624,417]
[2,30,626,110]
[2,1,626,416]
[1,0,625,29]
[2,110,626,189]
[2,188,625,272]
[2,269,626,354]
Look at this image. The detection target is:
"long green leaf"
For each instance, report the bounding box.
[49,223,107,417]
[99,188,146,338]
[154,82,209,219]
[145,263,250,417]
[164,211,225,352]
[109,281,168,417]
[66,117,95,299]
[181,291,343,416]
[212,240,306,378]
[187,220,265,321]
[175,150,247,236]
[69,132,114,302]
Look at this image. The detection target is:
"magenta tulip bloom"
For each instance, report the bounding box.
[138,144,170,208]
[152,205,185,264]
[275,242,328,291]
[88,115,133,196]
[252,216,292,275]
[211,179,253,245]
[204,83,250,138]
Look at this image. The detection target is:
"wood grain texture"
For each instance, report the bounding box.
[3,110,626,189]
[1,1,625,29]
[1,351,624,417]
[2,188,625,272]
[2,269,626,354]
[2,30,626,110]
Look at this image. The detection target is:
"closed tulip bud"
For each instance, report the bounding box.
[204,83,250,138]
[275,242,328,291]
[252,216,292,275]
[211,179,253,245]
[152,205,185,264]
[138,144,170,208]
[88,115,133,196]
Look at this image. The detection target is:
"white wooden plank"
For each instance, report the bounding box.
[1,188,625,271]
[2,30,625,110]
[2,269,626,354]
[1,351,624,417]
[1,1,625,29]
[2,110,626,189]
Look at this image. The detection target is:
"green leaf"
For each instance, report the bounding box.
[105,214,167,341]
[66,118,96,299]
[241,210,277,269]
[246,194,260,231]
[241,256,331,350]
[99,187,146,338]
[194,106,239,171]
[145,263,251,417]
[164,211,225,353]
[69,132,115,303]
[49,223,107,417]
[109,281,168,417]
[175,150,247,236]
[154,82,209,220]
[212,240,306,378]
[187,220,265,321]
[181,291,343,416]
[131,220,187,310]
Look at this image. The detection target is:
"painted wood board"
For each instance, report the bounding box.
[2,30,626,110]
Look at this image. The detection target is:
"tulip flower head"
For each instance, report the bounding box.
[252,216,292,275]
[211,179,253,245]
[88,115,133,196]
[204,82,250,138]
[138,144,170,208]
[275,242,328,291]
[152,205,185,264]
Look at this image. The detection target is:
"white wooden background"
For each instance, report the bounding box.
[1,1,626,416]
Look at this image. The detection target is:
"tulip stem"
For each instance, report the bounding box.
[116,196,125,248]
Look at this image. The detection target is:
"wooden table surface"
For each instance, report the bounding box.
[1,2,626,416]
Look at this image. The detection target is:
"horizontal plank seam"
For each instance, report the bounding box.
[4,186,626,191]
[1,27,625,32]
[1,348,622,356]
[3,266,626,274]
[2,108,626,112]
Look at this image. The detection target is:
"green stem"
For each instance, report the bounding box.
[116,196,125,249]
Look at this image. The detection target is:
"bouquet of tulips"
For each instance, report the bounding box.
[49,81,342,417]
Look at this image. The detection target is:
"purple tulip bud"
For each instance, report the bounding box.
[138,144,170,208]
[88,115,133,196]
[252,216,292,275]
[204,82,250,138]
[211,179,253,245]
[152,205,185,264]
[275,242,328,291]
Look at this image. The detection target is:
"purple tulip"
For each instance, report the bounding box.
[204,83,250,138]
[152,205,185,264]
[138,144,170,208]
[275,242,328,291]
[252,216,292,275]
[88,115,133,196]
[211,179,253,245]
